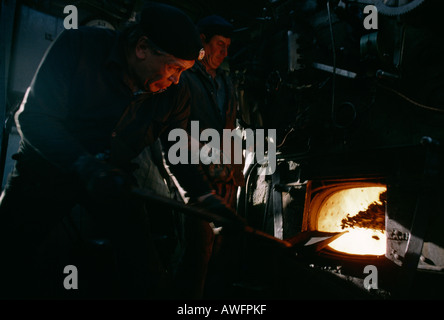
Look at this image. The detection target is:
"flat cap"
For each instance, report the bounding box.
[196,14,234,39]
[139,3,202,61]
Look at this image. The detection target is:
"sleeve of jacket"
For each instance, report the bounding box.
[160,81,214,198]
[15,29,91,173]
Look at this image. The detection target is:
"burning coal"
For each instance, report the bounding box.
[340,191,386,232]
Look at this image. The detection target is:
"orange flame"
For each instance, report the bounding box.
[317,186,387,255]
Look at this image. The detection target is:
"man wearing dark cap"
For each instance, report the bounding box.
[173,14,245,299]
[0,4,237,299]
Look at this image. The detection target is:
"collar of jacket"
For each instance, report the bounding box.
[190,60,225,79]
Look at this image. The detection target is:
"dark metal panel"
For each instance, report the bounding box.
[8,4,64,96]
[0,0,17,188]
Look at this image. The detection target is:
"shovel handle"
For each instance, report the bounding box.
[131,187,293,249]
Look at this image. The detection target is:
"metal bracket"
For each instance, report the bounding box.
[395,137,441,296]
[271,168,284,240]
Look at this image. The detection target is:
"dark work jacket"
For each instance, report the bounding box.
[182,61,237,132]
[15,27,212,197]
[180,62,244,187]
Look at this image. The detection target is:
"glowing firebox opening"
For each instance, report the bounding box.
[316,187,386,255]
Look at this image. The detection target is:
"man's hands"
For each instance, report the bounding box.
[74,155,132,200]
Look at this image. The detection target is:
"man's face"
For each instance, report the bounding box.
[201,35,231,71]
[141,54,195,92]
[131,37,195,93]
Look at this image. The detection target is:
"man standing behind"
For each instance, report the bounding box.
[187,14,244,209]
[174,15,245,299]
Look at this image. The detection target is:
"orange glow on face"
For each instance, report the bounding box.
[316,187,387,255]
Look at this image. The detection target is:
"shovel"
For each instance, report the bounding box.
[131,187,346,253]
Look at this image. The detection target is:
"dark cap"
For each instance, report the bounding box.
[139,3,202,61]
[196,15,234,39]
